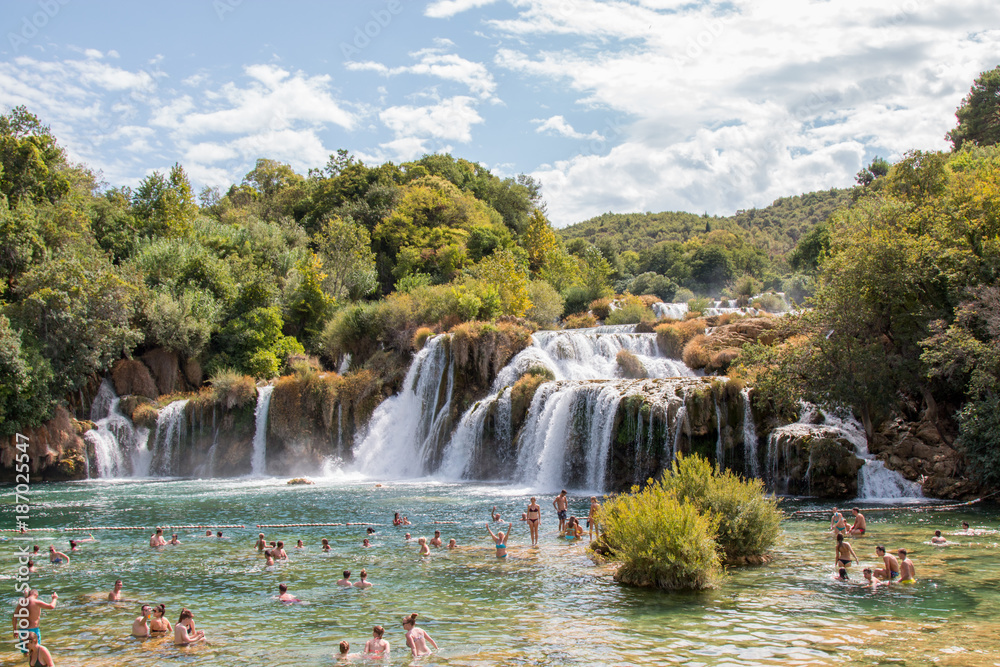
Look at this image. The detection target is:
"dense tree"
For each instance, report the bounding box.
[313,216,378,301]
[947,66,1000,151]
[0,106,70,205]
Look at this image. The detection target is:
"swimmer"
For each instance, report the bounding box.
[216,531,223,538]
[430,530,442,547]
[169,534,180,545]
[150,604,172,633]
[263,550,275,567]
[362,538,371,548]
[403,516,411,525]
[835,533,859,569]
[931,530,948,544]
[69,540,79,552]
[588,496,602,540]
[447,538,457,549]
[898,549,916,582]
[526,496,541,546]
[277,583,300,603]
[205,530,212,537]
[321,538,331,552]
[256,533,267,551]
[108,580,123,602]
[295,539,304,549]
[354,569,372,589]
[132,605,151,637]
[26,560,36,573]
[830,509,848,536]
[862,567,882,588]
[417,537,430,556]
[48,546,70,564]
[13,589,57,653]
[562,516,583,539]
[174,609,205,645]
[337,640,351,661]
[272,541,288,559]
[487,521,512,558]
[961,521,970,530]
[491,505,502,522]
[836,567,849,580]
[874,545,900,581]
[364,625,390,659]
[367,527,376,535]
[149,528,166,548]
[337,570,352,587]
[24,631,54,667]
[849,507,866,536]
[393,512,403,526]
[404,533,411,541]
[402,613,437,658]
[553,489,569,533]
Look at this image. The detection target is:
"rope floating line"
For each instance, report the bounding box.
[2,524,246,533]
[788,497,987,517]
[255,522,384,528]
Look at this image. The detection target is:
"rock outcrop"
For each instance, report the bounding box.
[871,418,977,499]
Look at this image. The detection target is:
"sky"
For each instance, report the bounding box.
[1,0,998,227]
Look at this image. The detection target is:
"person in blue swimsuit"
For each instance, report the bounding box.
[487,521,512,558]
[48,546,70,565]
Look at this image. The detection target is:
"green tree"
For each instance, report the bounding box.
[577,244,613,301]
[947,66,1000,150]
[284,252,334,344]
[131,164,198,237]
[0,106,70,205]
[142,287,220,359]
[0,195,45,295]
[313,216,378,301]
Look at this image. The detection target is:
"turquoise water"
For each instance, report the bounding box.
[2,478,999,666]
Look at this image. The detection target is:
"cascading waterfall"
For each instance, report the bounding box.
[251,385,274,477]
[84,380,150,478]
[715,395,725,469]
[145,399,189,477]
[353,336,455,478]
[669,404,688,462]
[742,389,760,478]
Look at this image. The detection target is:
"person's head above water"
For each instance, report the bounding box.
[279,583,288,593]
[962,521,970,529]
[343,570,351,579]
[838,568,848,580]
[339,640,349,655]
[402,612,418,628]
[935,530,942,537]
[372,625,384,638]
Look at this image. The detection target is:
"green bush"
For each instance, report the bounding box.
[600,478,720,590]
[752,293,787,313]
[208,367,257,409]
[616,349,647,378]
[525,280,565,325]
[562,285,592,316]
[606,294,656,325]
[688,297,711,314]
[956,394,1000,488]
[659,454,782,562]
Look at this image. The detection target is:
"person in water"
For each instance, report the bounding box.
[830,509,848,536]
[836,567,849,580]
[417,537,430,556]
[874,545,900,581]
[849,508,867,536]
[13,590,57,654]
[295,539,304,549]
[272,541,288,559]
[487,521,513,558]
[553,490,569,533]
[277,583,300,603]
[26,560,36,573]
[394,512,403,526]
[447,538,457,549]
[430,530,443,547]
[588,496,602,540]
[526,497,542,546]
[404,533,411,541]
[562,516,584,539]
[362,538,371,548]
[931,530,948,544]
[108,580,123,602]
[337,640,351,661]
[263,550,275,567]
[402,613,437,658]
[321,538,331,552]
[150,604,172,634]
[354,569,373,589]
[169,534,181,545]
[205,531,212,536]
[174,609,205,645]
[150,528,166,548]
[897,549,916,582]
[491,506,502,522]
[337,570,352,587]
[835,533,859,569]
[364,625,390,658]
[862,567,883,588]
[132,605,151,637]
[255,533,268,551]
[24,630,54,667]
[367,527,376,535]
[48,546,70,564]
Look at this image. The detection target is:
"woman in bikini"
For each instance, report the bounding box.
[562,516,583,540]
[149,604,172,634]
[487,521,513,558]
[363,625,390,659]
[835,533,859,569]
[526,497,541,546]
[402,613,437,658]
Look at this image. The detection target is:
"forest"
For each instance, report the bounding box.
[1,66,999,487]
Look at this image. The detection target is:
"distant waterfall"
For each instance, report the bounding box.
[145,399,189,477]
[84,380,149,478]
[741,389,760,478]
[251,385,273,476]
[353,336,455,478]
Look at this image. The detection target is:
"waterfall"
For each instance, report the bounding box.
[741,389,760,478]
[251,385,274,477]
[145,399,189,477]
[83,380,150,478]
[715,395,725,468]
[652,302,689,320]
[353,336,454,478]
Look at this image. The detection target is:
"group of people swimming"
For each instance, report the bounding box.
[829,506,943,587]
[334,614,436,660]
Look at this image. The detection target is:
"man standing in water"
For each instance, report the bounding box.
[108,580,123,602]
[526,497,541,546]
[553,490,569,534]
[150,528,166,547]
[898,549,916,582]
[12,590,57,652]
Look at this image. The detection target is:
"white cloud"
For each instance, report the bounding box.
[380,96,484,144]
[348,47,497,100]
[425,0,502,19]
[533,115,603,140]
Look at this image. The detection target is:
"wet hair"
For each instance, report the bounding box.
[155,528,163,534]
[875,545,885,553]
[216,531,223,537]
[279,583,288,593]
[838,568,848,579]
[934,530,942,537]
[264,549,272,557]
[70,540,77,548]
[154,604,166,615]
[373,625,384,638]
[367,527,375,534]
[178,608,193,622]
[27,560,33,567]
[359,569,367,579]
[898,548,907,557]
[343,570,351,578]
[962,521,970,528]
[339,640,350,654]
[862,567,873,575]
[852,507,860,513]
[276,541,283,547]
[322,538,329,544]
[836,534,844,544]
[434,530,441,536]
[402,612,418,626]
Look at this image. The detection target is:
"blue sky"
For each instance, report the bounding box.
[2,0,998,226]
